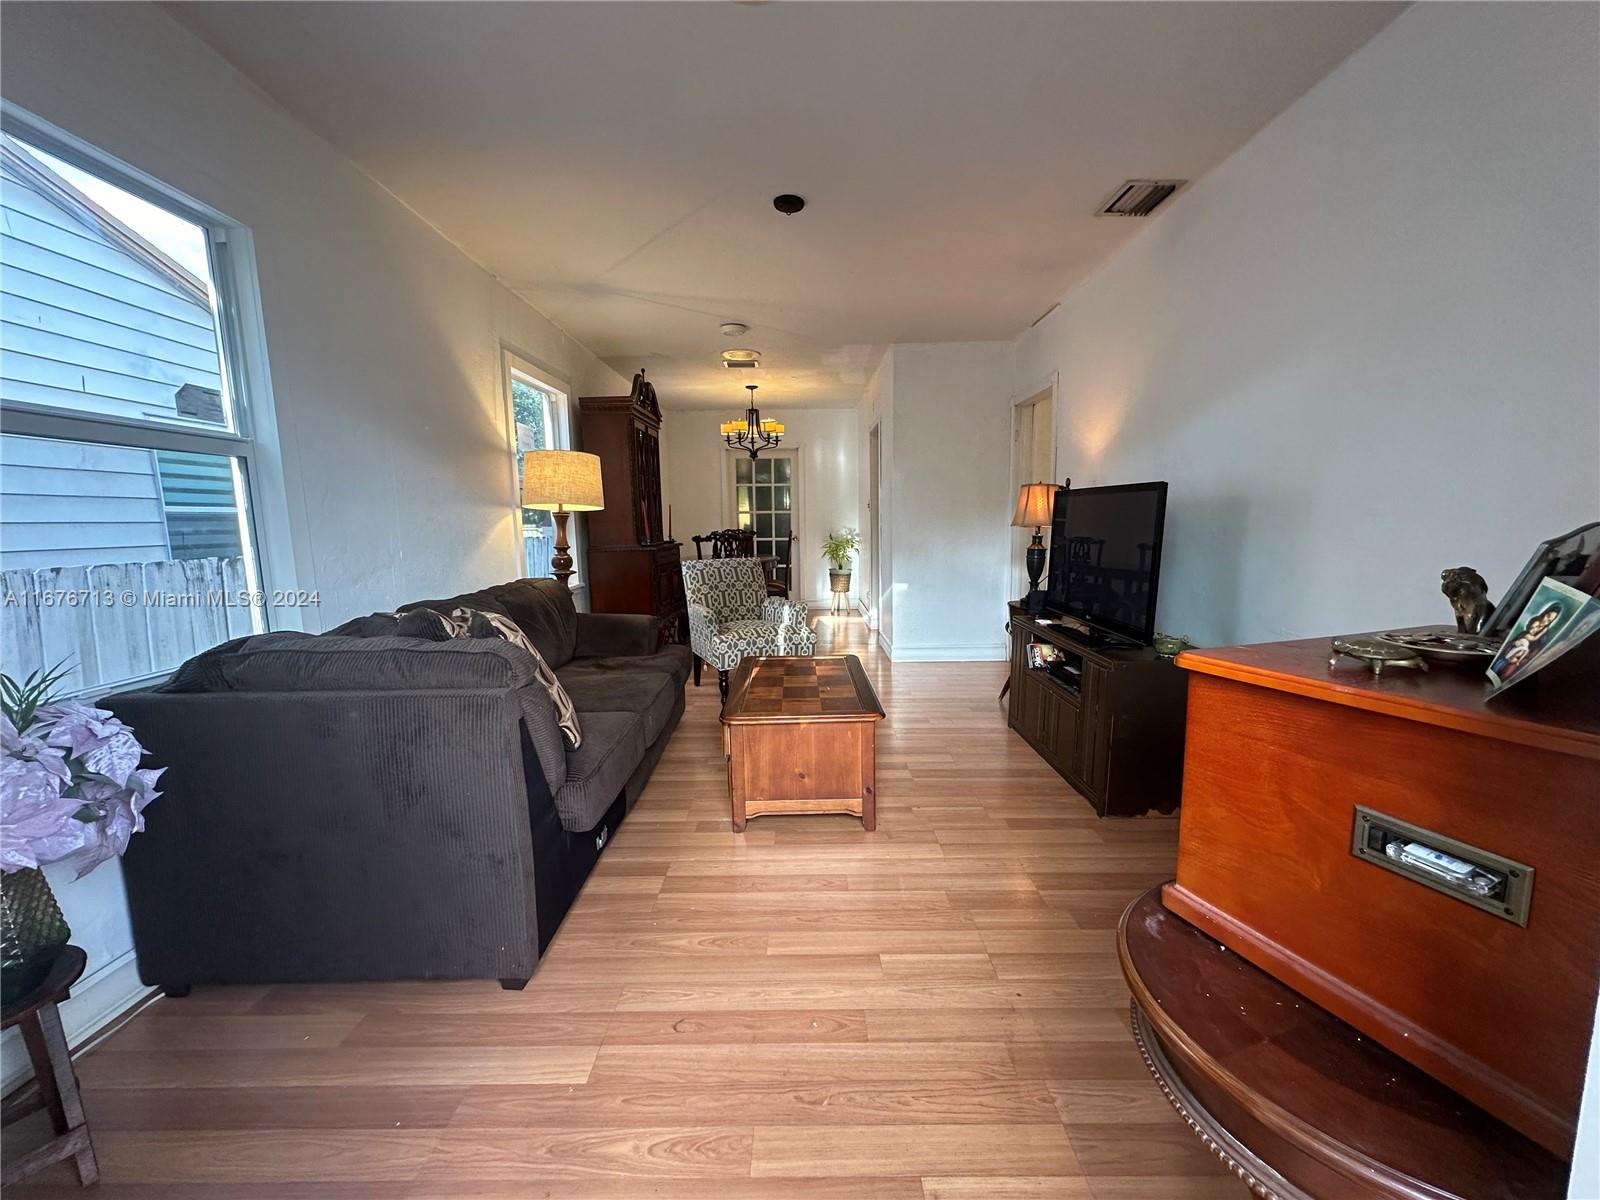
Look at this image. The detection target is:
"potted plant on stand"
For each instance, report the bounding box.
[822,528,862,615]
[1,666,163,1004]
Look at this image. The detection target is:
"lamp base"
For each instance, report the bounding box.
[551,509,575,589]
[1020,529,1047,614]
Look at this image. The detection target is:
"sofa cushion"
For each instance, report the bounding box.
[556,667,677,744]
[569,644,693,690]
[484,579,579,669]
[400,589,511,624]
[160,632,569,793]
[324,609,455,641]
[552,709,646,831]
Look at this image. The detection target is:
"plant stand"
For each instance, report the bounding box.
[1,945,98,1188]
[829,569,852,615]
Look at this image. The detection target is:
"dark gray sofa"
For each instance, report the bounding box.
[105,578,690,992]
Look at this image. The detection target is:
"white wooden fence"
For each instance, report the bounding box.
[524,531,553,580]
[1,557,255,696]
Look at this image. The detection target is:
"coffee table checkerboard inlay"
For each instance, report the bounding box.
[720,655,885,831]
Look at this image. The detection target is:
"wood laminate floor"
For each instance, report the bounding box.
[11,616,1242,1199]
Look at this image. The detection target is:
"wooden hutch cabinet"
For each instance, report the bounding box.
[579,372,686,646]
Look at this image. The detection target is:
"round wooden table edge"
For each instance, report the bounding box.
[1116,887,1453,1200]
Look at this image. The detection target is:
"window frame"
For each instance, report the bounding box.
[0,104,300,693]
[500,346,576,585]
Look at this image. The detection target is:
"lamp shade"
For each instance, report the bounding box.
[522,450,604,512]
[1011,482,1059,529]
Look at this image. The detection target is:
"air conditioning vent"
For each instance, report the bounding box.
[723,359,759,369]
[1098,179,1186,217]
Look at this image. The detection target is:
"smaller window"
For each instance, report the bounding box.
[505,356,570,580]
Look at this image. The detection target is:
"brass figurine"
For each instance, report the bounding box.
[1441,566,1495,635]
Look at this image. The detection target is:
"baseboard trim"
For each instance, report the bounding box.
[889,641,1008,662]
[0,949,156,1092]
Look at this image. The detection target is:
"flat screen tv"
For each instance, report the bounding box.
[1045,482,1169,645]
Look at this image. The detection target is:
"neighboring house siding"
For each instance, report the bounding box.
[1,143,233,570]
[0,155,223,423]
[0,435,168,570]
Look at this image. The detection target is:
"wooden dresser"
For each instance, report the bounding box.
[578,372,685,646]
[1166,633,1600,1158]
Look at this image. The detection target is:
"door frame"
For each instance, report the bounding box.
[867,422,881,628]
[719,444,806,601]
[1009,371,1060,601]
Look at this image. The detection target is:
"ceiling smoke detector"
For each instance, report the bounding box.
[1098,179,1186,217]
[719,322,750,338]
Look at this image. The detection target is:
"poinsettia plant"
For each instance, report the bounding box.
[1,664,163,879]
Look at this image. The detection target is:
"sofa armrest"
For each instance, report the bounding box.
[686,602,721,651]
[762,596,809,628]
[574,611,659,659]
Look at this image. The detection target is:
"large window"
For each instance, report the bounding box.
[0,118,278,696]
[506,353,570,580]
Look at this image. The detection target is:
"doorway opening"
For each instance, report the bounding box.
[1010,383,1056,601]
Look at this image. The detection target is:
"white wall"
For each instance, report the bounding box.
[661,407,859,605]
[0,0,628,1076]
[1014,2,1600,648]
[877,342,1015,661]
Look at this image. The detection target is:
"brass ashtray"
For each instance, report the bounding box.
[1328,635,1426,676]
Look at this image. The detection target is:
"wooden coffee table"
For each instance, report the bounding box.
[721,655,885,831]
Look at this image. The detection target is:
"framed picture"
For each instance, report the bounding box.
[1027,642,1063,669]
[1486,577,1600,694]
[1483,521,1600,640]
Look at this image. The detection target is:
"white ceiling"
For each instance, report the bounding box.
[169,1,1403,409]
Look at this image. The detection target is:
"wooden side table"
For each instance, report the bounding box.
[1117,889,1566,1200]
[1,945,98,1187]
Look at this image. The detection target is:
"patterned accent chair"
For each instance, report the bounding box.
[681,558,816,699]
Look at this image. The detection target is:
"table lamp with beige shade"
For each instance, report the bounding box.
[1011,480,1065,613]
[522,450,604,588]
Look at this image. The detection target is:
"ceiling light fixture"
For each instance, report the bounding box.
[721,348,761,362]
[719,322,750,338]
[720,384,784,459]
[772,194,805,216]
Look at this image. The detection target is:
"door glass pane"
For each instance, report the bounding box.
[774,513,791,539]
[735,459,752,484]
[756,513,774,539]
[738,513,753,530]
[773,485,790,512]
[0,432,262,694]
[0,134,235,432]
[755,485,771,511]
[754,459,772,484]
[736,485,752,514]
[774,458,792,484]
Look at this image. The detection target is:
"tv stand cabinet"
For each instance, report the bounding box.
[1005,604,1187,817]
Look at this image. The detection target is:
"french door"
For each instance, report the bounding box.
[731,451,798,597]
